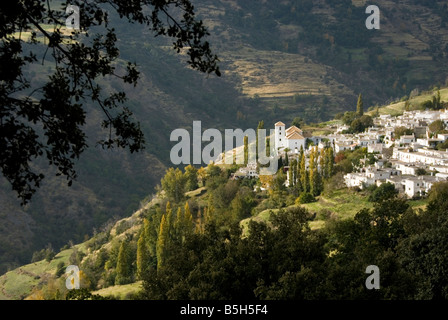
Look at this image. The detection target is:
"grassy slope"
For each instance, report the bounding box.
[0,202,148,300]
[367,87,448,116]
[0,246,81,300]
[92,282,142,300]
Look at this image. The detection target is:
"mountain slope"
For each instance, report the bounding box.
[2,0,448,275]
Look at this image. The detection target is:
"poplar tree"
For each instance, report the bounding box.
[146,211,160,258]
[136,231,150,279]
[173,207,184,243]
[165,201,173,239]
[320,148,325,176]
[309,147,322,196]
[156,214,169,271]
[256,120,265,160]
[300,152,308,193]
[115,241,130,285]
[296,147,304,192]
[309,148,316,196]
[289,159,297,187]
[184,202,194,236]
[325,147,334,179]
[195,207,205,234]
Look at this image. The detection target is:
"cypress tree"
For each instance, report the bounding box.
[357,93,364,116]
[244,136,249,165]
[266,136,270,157]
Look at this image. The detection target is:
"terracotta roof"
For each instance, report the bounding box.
[286,131,305,140]
[275,121,285,126]
[286,125,303,133]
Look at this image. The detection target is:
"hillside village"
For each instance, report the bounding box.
[233,108,448,199]
[340,109,448,198]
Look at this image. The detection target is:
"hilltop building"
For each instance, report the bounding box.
[274,121,306,153]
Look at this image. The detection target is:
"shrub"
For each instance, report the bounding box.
[368,182,398,202]
[295,192,315,204]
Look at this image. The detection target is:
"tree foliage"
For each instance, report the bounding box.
[356,93,364,116]
[161,168,187,203]
[0,0,220,204]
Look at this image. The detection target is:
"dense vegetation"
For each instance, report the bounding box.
[22,144,446,300]
[134,171,448,300]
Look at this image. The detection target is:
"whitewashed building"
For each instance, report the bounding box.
[274,122,306,153]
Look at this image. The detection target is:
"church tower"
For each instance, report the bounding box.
[274,121,286,150]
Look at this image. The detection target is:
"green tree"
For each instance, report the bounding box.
[324,147,334,179]
[309,147,320,196]
[183,202,194,237]
[156,214,169,272]
[398,183,448,299]
[349,115,373,133]
[300,152,308,193]
[161,168,187,203]
[342,111,357,126]
[273,169,287,192]
[184,165,198,191]
[291,117,305,128]
[115,241,131,285]
[357,93,364,116]
[231,187,256,221]
[266,136,271,157]
[429,119,445,135]
[394,126,414,139]
[256,120,265,160]
[244,136,249,165]
[289,159,297,187]
[324,199,412,299]
[368,182,398,202]
[295,192,315,204]
[136,229,150,279]
[0,0,220,204]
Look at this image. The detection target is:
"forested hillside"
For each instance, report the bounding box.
[2,0,448,276]
[2,156,448,300]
